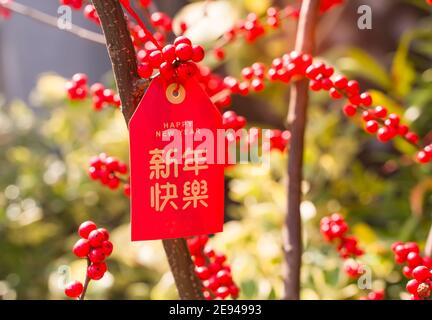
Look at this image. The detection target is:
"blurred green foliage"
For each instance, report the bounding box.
[0,0,432,300]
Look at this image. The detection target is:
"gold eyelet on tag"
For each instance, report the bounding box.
[166,83,186,104]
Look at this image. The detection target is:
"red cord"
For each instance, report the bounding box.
[119,0,162,50]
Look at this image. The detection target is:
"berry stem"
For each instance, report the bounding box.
[283,0,320,300]
[1,0,105,45]
[79,258,91,300]
[92,0,204,300]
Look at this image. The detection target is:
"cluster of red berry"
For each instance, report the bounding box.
[187,235,239,300]
[66,73,121,111]
[88,153,131,197]
[224,63,266,96]
[305,60,421,147]
[263,129,291,152]
[215,6,299,61]
[196,66,232,109]
[343,259,365,279]
[359,290,384,300]
[222,110,290,152]
[391,241,432,299]
[136,36,205,83]
[66,73,88,101]
[320,214,364,278]
[222,111,247,132]
[65,221,113,299]
[89,82,121,111]
[416,144,432,164]
[219,51,424,161]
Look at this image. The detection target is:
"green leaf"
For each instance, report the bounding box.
[368,90,405,115]
[391,33,416,98]
[336,48,391,90]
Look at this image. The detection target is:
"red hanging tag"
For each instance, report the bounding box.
[129,77,224,241]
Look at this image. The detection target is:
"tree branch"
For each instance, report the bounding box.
[91,0,203,300]
[1,0,105,45]
[283,0,320,300]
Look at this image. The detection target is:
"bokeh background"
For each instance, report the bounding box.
[0,0,431,299]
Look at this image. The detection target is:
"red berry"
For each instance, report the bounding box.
[309,80,321,91]
[362,111,374,121]
[229,285,240,298]
[417,151,431,164]
[162,44,176,63]
[359,92,372,106]
[329,87,342,99]
[176,62,197,81]
[412,266,431,282]
[191,45,205,62]
[213,48,225,60]
[403,266,413,278]
[215,286,230,299]
[405,132,419,144]
[88,248,106,263]
[251,79,264,92]
[407,252,423,268]
[72,73,88,87]
[398,124,409,136]
[175,43,193,61]
[374,106,387,118]
[159,61,175,80]
[377,126,394,142]
[90,83,104,96]
[406,279,420,294]
[343,104,357,117]
[365,120,379,133]
[97,228,110,241]
[216,270,232,286]
[138,0,152,7]
[405,242,420,253]
[78,221,97,239]
[385,114,400,128]
[138,62,153,79]
[195,266,211,280]
[88,167,99,180]
[105,157,119,171]
[173,36,192,46]
[346,80,360,95]
[64,280,83,298]
[87,262,107,280]
[123,184,131,197]
[321,78,333,91]
[333,75,348,89]
[101,240,113,256]
[72,239,91,258]
[148,50,164,68]
[108,177,120,189]
[88,229,105,247]
[214,254,227,265]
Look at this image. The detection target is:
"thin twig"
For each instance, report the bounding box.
[79,258,91,300]
[1,0,105,45]
[283,0,320,300]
